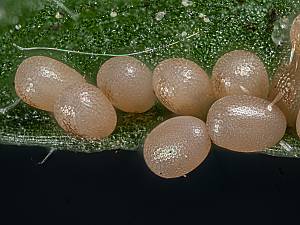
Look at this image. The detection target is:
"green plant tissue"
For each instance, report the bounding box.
[1,0,300,157]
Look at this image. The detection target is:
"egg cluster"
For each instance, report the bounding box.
[14,14,300,179]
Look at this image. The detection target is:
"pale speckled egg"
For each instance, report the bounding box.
[15,56,85,112]
[290,14,300,53]
[212,50,269,99]
[97,56,156,113]
[152,58,215,120]
[53,83,117,139]
[296,109,300,138]
[143,116,211,179]
[268,53,300,128]
[206,95,287,152]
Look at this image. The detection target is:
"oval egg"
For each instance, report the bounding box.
[54,83,117,139]
[152,58,215,120]
[290,14,300,53]
[143,116,211,179]
[268,53,300,127]
[15,56,85,111]
[97,56,156,113]
[296,109,300,138]
[206,95,287,152]
[211,50,269,99]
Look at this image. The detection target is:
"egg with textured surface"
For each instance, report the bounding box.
[296,109,300,138]
[143,116,211,179]
[54,83,117,139]
[152,58,215,120]
[212,50,269,99]
[206,95,286,152]
[15,56,85,112]
[97,56,156,113]
[290,14,300,53]
[268,53,300,127]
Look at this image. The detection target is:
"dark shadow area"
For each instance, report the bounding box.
[0,144,299,224]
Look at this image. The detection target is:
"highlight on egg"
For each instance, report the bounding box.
[206,95,287,152]
[152,58,215,120]
[143,116,211,179]
[97,56,156,113]
[211,50,269,99]
[15,56,85,112]
[53,82,117,140]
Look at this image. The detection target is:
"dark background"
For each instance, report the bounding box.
[0,144,299,224]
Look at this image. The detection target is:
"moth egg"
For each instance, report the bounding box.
[268,53,300,127]
[290,14,300,53]
[206,95,287,152]
[97,56,156,113]
[53,83,117,139]
[15,56,85,112]
[296,109,300,138]
[152,58,215,120]
[143,116,211,179]
[211,50,269,99]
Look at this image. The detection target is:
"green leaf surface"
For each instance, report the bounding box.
[1,0,300,156]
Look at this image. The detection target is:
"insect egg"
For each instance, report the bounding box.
[97,56,156,113]
[268,53,300,127]
[143,116,211,179]
[53,83,117,139]
[290,14,300,53]
[211,50,269,99]
[296,109,300,138]
[152,58,215,120]
[15,56,85,112]
[206,95,287,152]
